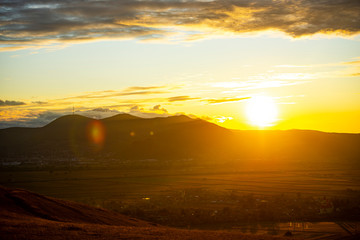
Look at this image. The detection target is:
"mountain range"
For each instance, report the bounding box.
[0,114,359,163]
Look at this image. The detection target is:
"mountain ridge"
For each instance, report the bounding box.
[0,114,359,163]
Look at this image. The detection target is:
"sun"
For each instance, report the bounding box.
[245,96,278,128]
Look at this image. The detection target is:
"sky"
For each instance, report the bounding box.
[0,0,360,132]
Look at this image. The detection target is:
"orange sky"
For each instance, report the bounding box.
[0,0,360,132]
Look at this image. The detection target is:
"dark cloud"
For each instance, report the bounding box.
[1,0,359,50]
[32,101,47,105]
[91,107,119,113]
[168,95,199,102]
[0,99,26,106]
[205,97,250,104]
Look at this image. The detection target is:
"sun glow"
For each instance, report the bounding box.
[245,96,278,127]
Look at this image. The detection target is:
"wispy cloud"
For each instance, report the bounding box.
[205,97,250,105]
[0,99,26,107]
[341,58,360,77]
[124,86,166,92]
[32,101,47,105]
[59,86,168,101]
[211,78,309,93]
[1,0,359,51]
[274,65,310,68]
[249,73,314,81]
[167,95,199,102]
[343,60,360,65]
[349,72,360,76]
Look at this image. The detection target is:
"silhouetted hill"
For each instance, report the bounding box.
[102,113,141,121]
[0,114,233,160]
[0,185,289,240]
[0,114,359,164]
[232,130,360,163]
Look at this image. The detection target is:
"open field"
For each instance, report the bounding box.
[1,160,360,239]
[1,161,359,203]
[0,185,289,240]
[1,184,359,240]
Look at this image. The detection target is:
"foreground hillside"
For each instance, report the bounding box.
[0,185,287,240]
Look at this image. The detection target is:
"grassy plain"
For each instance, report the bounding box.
[1,159,360,239]
[1,160,359,204]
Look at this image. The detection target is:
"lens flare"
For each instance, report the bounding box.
[87,120,105,147]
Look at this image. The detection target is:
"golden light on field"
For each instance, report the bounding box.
[245,96,278,128]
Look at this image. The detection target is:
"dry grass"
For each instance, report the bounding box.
[0,218,290,240]
[0,185,290,240]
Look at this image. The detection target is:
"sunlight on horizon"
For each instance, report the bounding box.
[245,96,279,128]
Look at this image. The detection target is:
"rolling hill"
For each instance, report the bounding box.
[0,114,233,160]
[0,114,359,164]
[0,185,287,240]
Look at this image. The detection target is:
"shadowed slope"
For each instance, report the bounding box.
[0,186,289,240]
[0,185,148,226]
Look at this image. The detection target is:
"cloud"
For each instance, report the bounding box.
[32,101,47,105]
[0,111,65,128]
[214,116,233,123]
[0,99,26,107]
[0,107,122,128]
[0,85,174,126]
[152,104,168,113]
[348,72,360,77]
[205,97,250,104]
[91,107,119,113]
[129,104,170,118]
[167,95,199,102]
[130,105,144,111]
[211,78,310,92]
[1,0,359,50]
[344,60,360,65]
[59,86,168,101]
[198,115,213,121]
[342,58,360,77]
[124,86,165,92]
[274,65,309,68]
[77,108,122,119]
